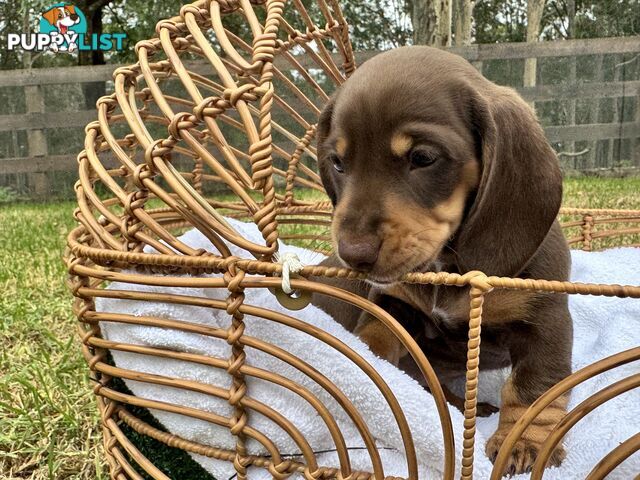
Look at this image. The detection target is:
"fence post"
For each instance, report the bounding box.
[608,54,622,168]
[24,84,48,197]
[567,55,577,168]
[587,54,604,169]
[635,83,640,168]
[471,60,483,74]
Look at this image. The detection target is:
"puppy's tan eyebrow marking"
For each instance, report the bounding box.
[431,162,480,225]
[390,132,413,157]
[335,136,347,157]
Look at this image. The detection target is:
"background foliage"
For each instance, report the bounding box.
[1,0,639,70]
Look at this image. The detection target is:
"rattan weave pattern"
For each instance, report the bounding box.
[65,1,640,478]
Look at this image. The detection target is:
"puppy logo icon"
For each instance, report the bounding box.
[6,2,126,53]
[40,4,86,52]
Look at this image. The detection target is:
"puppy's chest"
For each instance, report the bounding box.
[422,291,517,360]
[403,283,533,332]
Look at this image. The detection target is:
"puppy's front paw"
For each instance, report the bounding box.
[485,429,566,476]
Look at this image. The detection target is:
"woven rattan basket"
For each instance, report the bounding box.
[65,1,640,478]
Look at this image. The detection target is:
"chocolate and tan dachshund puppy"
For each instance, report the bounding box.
[312,46,572,476]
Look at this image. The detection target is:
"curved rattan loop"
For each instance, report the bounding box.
[90,307,385,477]
[490,347,640,479]
[104,369,407,480]
[107,422,166,480]
[111,70,272,257]
[116,406,404,480]
[210,2,261,72]
[98,397,172,480]
[529,373,640,479]
[95,361,321,473]
[241,300,416,477]
[585,431,640,480]
[92,290,409,477]
[77,269,452,477]
[99,386,288,467]
[252,277,456,479]
[90,335,355,477]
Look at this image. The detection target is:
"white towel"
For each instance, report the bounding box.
[96,219,640,479]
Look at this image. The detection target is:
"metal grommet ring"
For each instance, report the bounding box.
[269,275,312,311]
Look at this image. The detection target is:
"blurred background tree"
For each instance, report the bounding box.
[0,0,413,70]
[474,0,640,44]
[1,0,638,70]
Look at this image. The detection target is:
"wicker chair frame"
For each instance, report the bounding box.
[65,1,640,478]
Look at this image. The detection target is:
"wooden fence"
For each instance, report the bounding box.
[1,35,639,198]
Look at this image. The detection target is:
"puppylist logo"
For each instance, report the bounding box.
[7,3,126,54]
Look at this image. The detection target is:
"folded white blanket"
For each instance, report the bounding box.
[96,219,640,479]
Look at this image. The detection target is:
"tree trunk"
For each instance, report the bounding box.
[523,0,545,89]
[567,0,576,38]
[439,0,453,46]
[77,0,108,110]
[22,10,32,68]
[411,0,450,46]
[454,0,474,46]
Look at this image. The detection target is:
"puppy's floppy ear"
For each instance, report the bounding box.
[317,95,338,205]
[66,5,76,15]
[42,8,58,25]
[454,85,563,277]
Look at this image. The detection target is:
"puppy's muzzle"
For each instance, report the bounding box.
[338,235,380,272]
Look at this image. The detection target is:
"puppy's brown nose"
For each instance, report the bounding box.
[338,237,380,271]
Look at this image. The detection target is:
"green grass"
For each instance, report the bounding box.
[0,202,102,479]
[563,177,640,210]
[1,177,639,479]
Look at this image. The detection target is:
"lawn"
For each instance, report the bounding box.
[1,177,640,479]
[0,202,103,479]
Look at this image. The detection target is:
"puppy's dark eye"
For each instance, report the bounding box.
[330,154,344,173]
[409,149,438,170]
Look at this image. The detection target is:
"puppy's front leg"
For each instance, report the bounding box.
[486,295,572,476]
[354,291,429,365]
[354,313,406,365]
[311,255,372,332]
